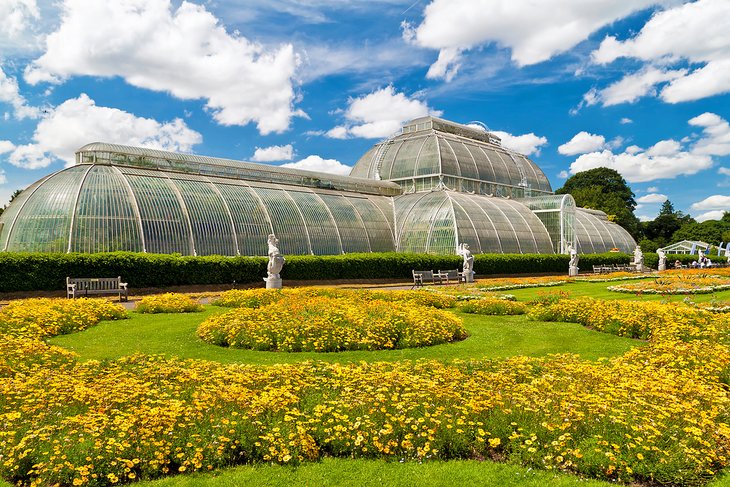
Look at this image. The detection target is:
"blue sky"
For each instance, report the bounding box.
[1,0,729,222]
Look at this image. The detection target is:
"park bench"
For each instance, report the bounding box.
[67,276,128,302]
[412,270,443,288]
[437,269,463,284]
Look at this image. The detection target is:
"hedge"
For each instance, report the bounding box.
[0,251,637,293]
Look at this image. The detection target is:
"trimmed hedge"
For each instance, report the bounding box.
[0,251,634,293]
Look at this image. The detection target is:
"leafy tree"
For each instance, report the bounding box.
[672,218,730,245]
[642,199,694,246]
[556,168,640,237]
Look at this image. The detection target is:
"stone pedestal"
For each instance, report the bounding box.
[463,271,474,283]
[658,263,666,271]
[264,277,282,289]
[569,266,579,277]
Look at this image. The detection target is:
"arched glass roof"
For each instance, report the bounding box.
[350,117,552,195]
[574,208,636,254]
[394,191,555,254]
[0,164,396,256]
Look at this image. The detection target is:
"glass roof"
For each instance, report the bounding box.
[574,208,636,254]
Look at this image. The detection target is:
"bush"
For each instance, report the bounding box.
[0,251,635,292]
[458,298,527,315]
[136,293,203,314]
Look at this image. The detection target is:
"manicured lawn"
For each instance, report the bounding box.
[49,307,638,364]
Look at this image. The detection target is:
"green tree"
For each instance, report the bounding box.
[556,168,640,237]
[672,218,730,245]
[642,199,694,246]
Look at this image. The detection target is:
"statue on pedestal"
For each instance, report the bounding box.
[657,248,667,271]
[633,245,644,272]
[458,243,474,283]
[265,234,285,289]
[567,244,579,276]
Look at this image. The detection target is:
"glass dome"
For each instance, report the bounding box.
[574,208,635,254]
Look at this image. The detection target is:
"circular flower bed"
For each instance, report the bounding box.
[198,295,466,352]
[608,275,730,294]
[136,293,203,314]
[458,298,526,315]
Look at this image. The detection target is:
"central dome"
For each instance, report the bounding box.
[350,116,552,198]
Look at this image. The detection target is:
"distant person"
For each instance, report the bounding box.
[674,259,682,269]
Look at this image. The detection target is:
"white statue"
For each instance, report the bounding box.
[458,243,474,283]
[567,244,579,276]
[726,247,730,264]
[657,248,667,271]
[265,234,285,288]
[633,245,644,272]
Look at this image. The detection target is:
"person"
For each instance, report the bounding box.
[267,234,285,279]
[674,259,682,269]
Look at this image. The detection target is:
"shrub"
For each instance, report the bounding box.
[458,298,527,315]
[136,293,203,314]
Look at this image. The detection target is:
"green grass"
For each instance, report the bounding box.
[49,307,637,364]
[135,458,613,487]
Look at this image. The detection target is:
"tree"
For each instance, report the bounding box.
[556,168,640,237]
[672,218,730,245]
[642,199,694,246]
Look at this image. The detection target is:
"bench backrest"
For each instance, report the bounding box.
[413,270,434,280]
[67,277,123,290]
[439,269,459,279]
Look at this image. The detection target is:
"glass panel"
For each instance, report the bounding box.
[482,148,511,185]
[390,138,426,179]
[125,173,192,255]
[0,176,48,250]
[253,187,311,255]
[426,197,456,254]
[465,144,497,186]
[319,194,371,253]
[216,182,273,256]
[286,191,342,255]
[438,136,460,177]
[378,140,404,180]
[174,179,237,256]
[414,135,439,176]
[348,197,395,252]
[446,140,479,180]
[71,166,143,253]
[5,166,88,252]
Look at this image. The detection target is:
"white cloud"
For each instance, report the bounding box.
[280,155,351,175]
[636,193,668,204]
[0,0,40,46]
[24,0,303,134]
[404,0,660,80]
[620,117,633,124]
[0,65,39,119]
[695,210,726,222]
[584,67,686,107]
[567,112,730,183]
[0,169,5,185]
[558,170,569,179]
[647,186,660,192]
[0,140,16,154]
[688,112,730,156]
[637,214,654,222]
[558,131,606,156]
[326,86,439,139]
[7,93,201,169]
[491,131,547,156]
[591,0,730,104]
[251,144,293,162]
[690,195,730,211]
[719,167,730,176]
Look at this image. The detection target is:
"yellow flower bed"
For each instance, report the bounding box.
[458,298,527,315]
[0,297,127,338]
[136,293,203,314]
[198,295,466,352]
[213,288,457,309]
[5,291,730,485]
[608,274,730,294]
[475,276,567,291]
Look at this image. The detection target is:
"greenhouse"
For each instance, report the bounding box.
[0,117,636,257]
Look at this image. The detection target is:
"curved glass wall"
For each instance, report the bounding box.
[574,209,636,254]
[0,164,397,256]
[520,194,576,254]
[394,192,554,254]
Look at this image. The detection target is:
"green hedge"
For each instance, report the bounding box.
[0,251,634,293]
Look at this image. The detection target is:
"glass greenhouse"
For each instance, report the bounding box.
[0,117,636,256]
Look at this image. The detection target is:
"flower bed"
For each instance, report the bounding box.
[574,272,654,282]
[136,293,203,314]
[475,276,567,291]
[198,294,466,352]
[0,297,127,338]
[608,274,730,294]
[458,298,527,315]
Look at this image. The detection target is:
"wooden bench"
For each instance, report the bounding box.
[67,276,129,302]
[412,270,443,288]
[437,269,463,284]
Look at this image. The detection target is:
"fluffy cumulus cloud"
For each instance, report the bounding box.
[251,144,293,162]
[491,131,547,156]
[567,112,730,183]
[558,131,606,156]
[7,94,201,169]
[636,193,668,204]
[24,0,303,134]
[0,0,39,48]
[281,155,351,175]
[720,167,730,176]
[590,0,730,105]
[326,86,439,139]
[694,210,727,222]
[690,195,730,211]
[0,66,39,119]
[403,0,660,80]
